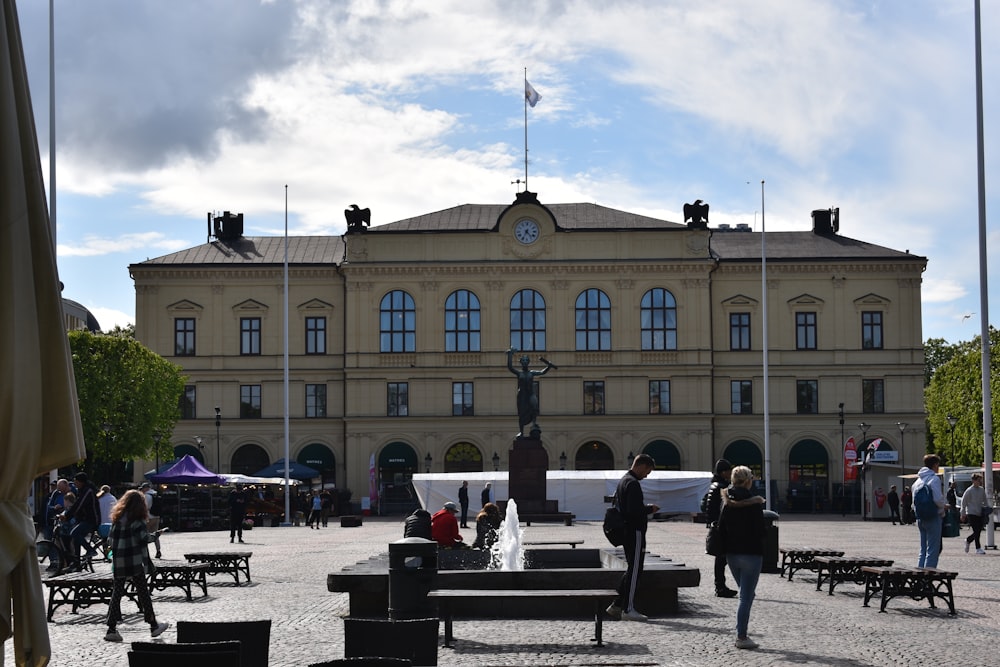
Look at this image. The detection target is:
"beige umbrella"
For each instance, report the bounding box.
[1,1,87,665]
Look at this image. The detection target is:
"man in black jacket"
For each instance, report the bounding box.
[63,472,100,568]
[706,459,738,597]
[458,481,470,528]
[607,454,659,622]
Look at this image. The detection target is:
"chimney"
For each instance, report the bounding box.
[812,208,839,235]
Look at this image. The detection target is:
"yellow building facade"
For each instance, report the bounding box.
[130,195,927,513]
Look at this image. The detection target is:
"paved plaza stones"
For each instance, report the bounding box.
[8,515,1000,666]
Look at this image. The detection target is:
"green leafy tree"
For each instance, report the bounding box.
[924,327,1000,467]
[924,337,962,386]
[69,330,186,480]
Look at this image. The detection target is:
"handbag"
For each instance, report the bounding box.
[603,492,625,546]
[705,521,725,557]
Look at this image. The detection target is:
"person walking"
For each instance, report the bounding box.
[63,472,100,569]
[458,481,470,528]
[900,486,914,524]
[705,459,738,598]
[887,484,901,525]
[719,465,767,650]
[912,454,946,568]
[481,482,492,508]
[228,485,248,542]
[960,473,990,554]
[307,490,323,530]
[104,490,169,642]
[606,453,659,622]
[141,482,163,558]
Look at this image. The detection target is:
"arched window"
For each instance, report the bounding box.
[723,439,763,480]
[510,289,546,351]
[230,443,270,476]
[640,288,677,350]
[380,290,415,352]
[445,290,481,352]
[444,442,484,473]
[574,441,615,471]
[642,439,681,470]
[575,289,611,351]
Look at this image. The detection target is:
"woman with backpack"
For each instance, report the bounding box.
[911,454,946,568]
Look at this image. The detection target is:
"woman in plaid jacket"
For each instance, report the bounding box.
[104,490,169,642]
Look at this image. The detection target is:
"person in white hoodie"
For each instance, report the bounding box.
[911,454,946,568]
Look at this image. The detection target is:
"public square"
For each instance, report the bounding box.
[8,514,999,667]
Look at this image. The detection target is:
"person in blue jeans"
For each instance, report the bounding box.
[912,454,945,568]
[719,465,767,650]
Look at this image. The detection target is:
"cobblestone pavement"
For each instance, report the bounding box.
[7,514,999,666]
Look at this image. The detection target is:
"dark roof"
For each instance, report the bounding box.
[369,203,687,232]
[709,231,925,262]
[131,236,345,267]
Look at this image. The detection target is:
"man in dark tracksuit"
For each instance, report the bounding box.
[706,459,738,597]
[607,454,659,622]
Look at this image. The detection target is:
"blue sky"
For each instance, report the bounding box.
[18,0,1000,345]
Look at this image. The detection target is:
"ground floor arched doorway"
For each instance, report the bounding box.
[378,441,418,514]
[642,439,681,470]
[574,441,615,470]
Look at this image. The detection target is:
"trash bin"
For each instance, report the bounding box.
[943,508,961,538]
[388,537,438,620]
[761,510,780,573]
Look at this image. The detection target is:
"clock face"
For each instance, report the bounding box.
[514,219,540,244]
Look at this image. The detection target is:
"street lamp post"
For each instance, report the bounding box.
[946,414,958,492]
[559,452,567,471]
[896,422,907,477]
[215,406,222,473]
[859,422,870,520]
[424,452,432,474]
[492,452,500,472]
[152,431,162,472]
[195,435,203,462]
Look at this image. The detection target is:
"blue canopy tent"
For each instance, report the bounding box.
[253,459,320,481]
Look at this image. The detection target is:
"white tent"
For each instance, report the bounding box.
[412,470,712,521]
[220,473,301,486]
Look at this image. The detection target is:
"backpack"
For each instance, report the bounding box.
[913,484,937,522]
[603,493,625,546]
[700,488,711,514]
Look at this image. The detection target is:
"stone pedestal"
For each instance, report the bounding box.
[508,436,550,513]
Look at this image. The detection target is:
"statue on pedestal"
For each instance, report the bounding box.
[506,348,557,438]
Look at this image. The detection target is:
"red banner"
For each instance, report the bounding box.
[843,437,858,481]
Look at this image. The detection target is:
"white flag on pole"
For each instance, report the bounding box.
[525,80,541,107]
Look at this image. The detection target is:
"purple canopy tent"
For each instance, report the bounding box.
[149,454,226,485]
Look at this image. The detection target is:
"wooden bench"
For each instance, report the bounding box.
[42,571,122,620]
[184,551,252,585]
[779,547,845,581]
[520,513,575,526]
[812,556,894,595]
[862,566,958,615]
[148,562,211,600]
[427,588,617,649]
[523,540,584,549]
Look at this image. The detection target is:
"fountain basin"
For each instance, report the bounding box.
[329,547,700,617]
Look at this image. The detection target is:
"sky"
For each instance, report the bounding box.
[17,0,1000,345]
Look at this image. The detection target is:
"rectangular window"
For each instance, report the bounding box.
[862,379,885,413]
[240,317,261,355]
[796,312,817,350]
[649,380,670,415]
[179,385,196,419]
[305,316,327,355]
[862,311,883,350]
[305,383,327,418]
[730,313,751,350]
[452,382,474,416]
[583,381,605,415]
[731,380,753,414]
[240,384,262,419]
[174,318,195,356]
[388,382,409,417]
[796,380,818,414]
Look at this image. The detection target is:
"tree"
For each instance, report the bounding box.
[69,330,186,480]
[924,337,963,386]
[924,327,1000,468]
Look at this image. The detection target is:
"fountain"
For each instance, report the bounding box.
[492,497,524,570]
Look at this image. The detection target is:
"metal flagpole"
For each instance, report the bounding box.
[524,68,529,189]
[761,180,772,511]
[282,184,291,526]
[973,0,995,548]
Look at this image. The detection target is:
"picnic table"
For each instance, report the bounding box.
[862,566,958,615]
[779,547,845,581]
[812,555,894,595]
[184,551,253,585]
[148,562,211,600]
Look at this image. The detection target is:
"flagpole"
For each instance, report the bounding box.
[523,68,529,190]
[282,184,291,526]
[761,180,772,512]
[973,0,995,548]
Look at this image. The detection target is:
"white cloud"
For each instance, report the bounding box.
[58,232,190,258]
